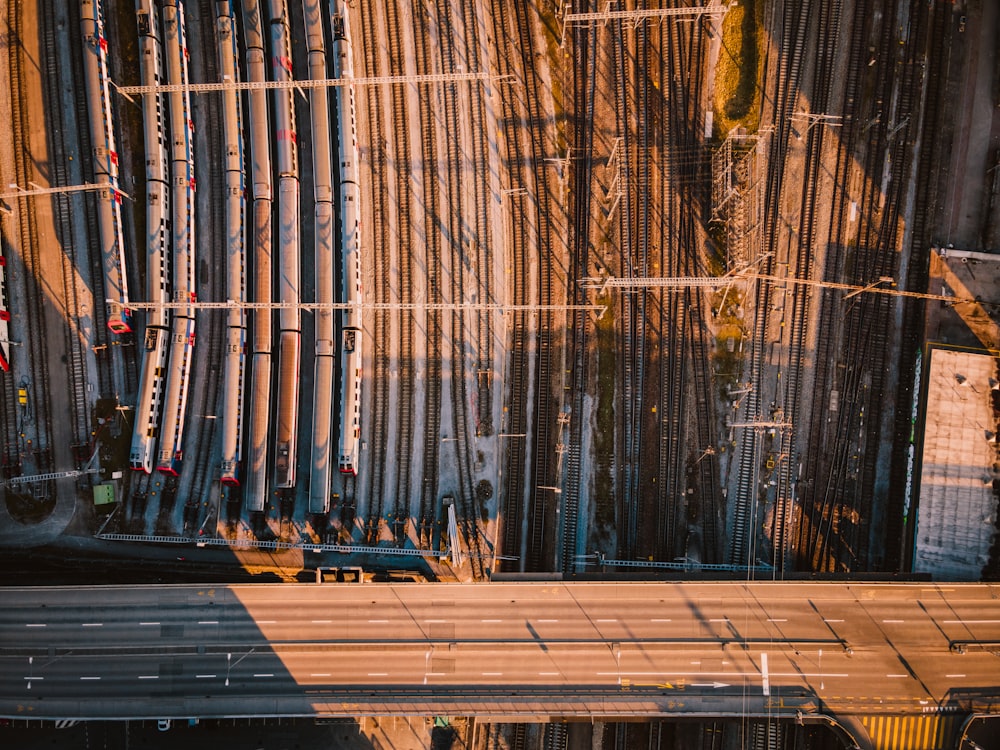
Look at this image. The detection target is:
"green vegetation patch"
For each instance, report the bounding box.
[713,0,764,139]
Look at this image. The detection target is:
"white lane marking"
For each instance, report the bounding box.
[767,618,787,623]
[424,619,448,623]
[252,674,274,678]
[80,677,101,681]
[312,673,332,677]
[943,619,1000,624]
[597,619,618,623]
[709,618,729,623]
[882,619,905,624]
[257,620,276,624]
[650,618,672,622]
[81,623,103,628]
[139,622,160,626]
[367,673,388,677]
[480,619,502,623]
[195,674,216,679]
[824,619,844,623]
[23,676,43,681]
[197,621,219,625]
[761,653,770,696]
[311,620,332,624]
[537,619,558,623]
[25,624,46,628]
[482,672,503,676]
[426,672,446,677]
[946,674,966,678]
[368,619,390,624]
[138,675,159,680]
[887,674,909,678]
[539,672,560,676]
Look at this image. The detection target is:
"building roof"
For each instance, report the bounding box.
[914,347,999,579]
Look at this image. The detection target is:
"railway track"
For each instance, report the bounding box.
[40,0,90,451]
[8,0,55,490]
[512,0,558,573]
[729,0,811,568]
[489,0,530,569]
[359,0,389,540]
[383,0,417,544]
[412,0,444,553]
[179,0,226,531]
[561,8,597,573]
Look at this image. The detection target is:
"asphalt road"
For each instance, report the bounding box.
[1,581,998,722]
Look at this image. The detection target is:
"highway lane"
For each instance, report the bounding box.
[1,581,998,720]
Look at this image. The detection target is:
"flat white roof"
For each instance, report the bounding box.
[914,347,998,579]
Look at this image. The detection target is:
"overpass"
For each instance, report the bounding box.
[1,581,998,733]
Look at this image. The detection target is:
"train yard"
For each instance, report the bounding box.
[1,0,997,748]
[0,0,992,605]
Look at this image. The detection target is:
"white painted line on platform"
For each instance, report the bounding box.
[650,618,672,622]
[480,619,502,623]
[946,674,966,678]
[23,677,42,681]
[597,619,618,623]
[887,674,909,678]
[944,619,1000,624]
[138,675,158,680]
[257,620,276,624]
[767,618,787,623]
[368,619,390,624]
[539,672,560,676]
[482,672,503,676]
[81,623,103,627]
[197,621,219,625]
[195,674,216,679]
[761,653,770,696]
[424,619,448,623]
[537,619,558,623]
[80,677,101,681]
[824,619,844,623]
[882,619,905,624]
[709,618,729,623]
[367,672,388,677]
[25,624,46,628]
[139,622,160,626]
[311,620,332,624]
[252,674,274,678]
[311,673,331,677]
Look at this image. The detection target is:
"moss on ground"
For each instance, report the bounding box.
[713,0,765,139]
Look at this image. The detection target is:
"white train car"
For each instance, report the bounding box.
[306,0,335,515]
[0,255,10,372]
[269,0,301,490]
[332,0,362,476]
[81,0,132,334]
[157,0,197,476]
[216,0,247,487]
[129,0,172,473]
[242,0,273,511]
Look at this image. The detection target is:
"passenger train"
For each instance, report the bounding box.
[129,0,172,473]
[333,0,362,477]
[306,0,336,515]
[156,0,197,476]
[242,0,274,512]
[81,0,132,334]
[0,253,9,372]
[270,0,302,490]
[217,0,248,487]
